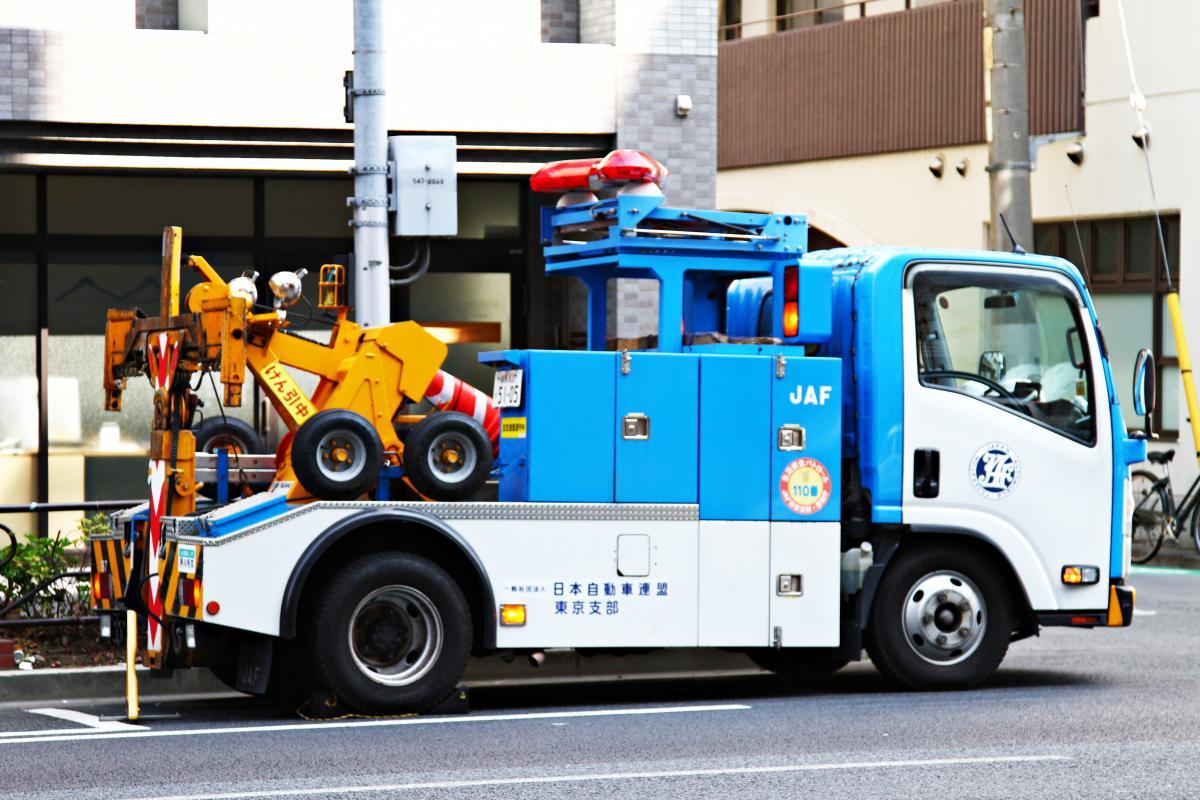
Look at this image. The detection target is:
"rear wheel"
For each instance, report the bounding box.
[865,545,1012,690]
[1130,469,1168,564]
[308,552,471,713]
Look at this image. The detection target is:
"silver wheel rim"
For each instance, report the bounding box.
[348,585,443,686]
[426,431,477,485]
[902,571,987,666]
[316,429,367,483]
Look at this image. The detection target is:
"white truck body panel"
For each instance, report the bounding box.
[178,502,839,647]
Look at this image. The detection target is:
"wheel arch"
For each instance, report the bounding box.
[865,529,1038,638]
[279,509,496,652]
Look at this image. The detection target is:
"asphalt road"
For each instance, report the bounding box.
[2,566,1197,800]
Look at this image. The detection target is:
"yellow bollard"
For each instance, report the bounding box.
[1165,292,1200,466]
[125,609,140,722]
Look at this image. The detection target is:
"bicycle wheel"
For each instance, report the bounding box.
[1189,500,1200,557]
[1130,469,1168,564]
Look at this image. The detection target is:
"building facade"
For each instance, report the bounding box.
[0,0,716,536]
[717,0,1196,487]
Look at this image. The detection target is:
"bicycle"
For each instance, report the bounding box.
[1130,449,1200,563]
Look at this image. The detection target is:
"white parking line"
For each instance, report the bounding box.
[0,703,749,746]
[124,754,1071,800]
[0,708,146,738]
[1134,609,1158,616]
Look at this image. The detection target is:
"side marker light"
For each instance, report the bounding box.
[1062,565,1100,585]
[499,604,527,627]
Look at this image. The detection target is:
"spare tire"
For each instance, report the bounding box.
[403,412,492,501]
[193,417,265,499]
[291,409,384,501]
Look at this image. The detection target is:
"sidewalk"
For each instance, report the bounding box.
[0,649,766,707]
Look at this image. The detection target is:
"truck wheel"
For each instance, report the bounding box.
[309,552,471,713]
[291,410,383,501]
[865,545,1012,690]
[194,417,265,499]
[403,412,492,501]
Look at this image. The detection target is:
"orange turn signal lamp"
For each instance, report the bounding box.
[1062,565,1100,585]
[499,604,527,627]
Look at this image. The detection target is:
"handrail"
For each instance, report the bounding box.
[0,523,14,572]
[719,0,959,35]
[0,500,143,514]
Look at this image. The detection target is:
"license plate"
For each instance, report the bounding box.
[493,369,523,408]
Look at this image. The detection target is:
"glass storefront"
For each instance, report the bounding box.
[0,171,528,538]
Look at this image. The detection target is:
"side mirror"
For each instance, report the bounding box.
[979,351,1007,382]
[1133,348,1157,435]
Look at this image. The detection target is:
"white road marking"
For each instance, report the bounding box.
[0,703,748,746]
[0,708,146,738]
[28,708,144,730]
[1134,609,1157,616]
[123,754,1071,800]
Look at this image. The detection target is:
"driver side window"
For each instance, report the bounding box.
[913,270,1096,444]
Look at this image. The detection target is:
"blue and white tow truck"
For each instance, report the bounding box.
[92,150,1146,713]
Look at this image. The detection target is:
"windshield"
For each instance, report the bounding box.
[912,269,1096,444]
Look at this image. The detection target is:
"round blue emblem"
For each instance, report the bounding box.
[969,442,1020,499]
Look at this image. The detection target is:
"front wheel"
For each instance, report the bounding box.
[865,545,1013,690]
[1130,469,1168,564]
[308,552,471,714]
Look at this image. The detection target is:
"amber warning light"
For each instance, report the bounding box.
[782,264,800,338]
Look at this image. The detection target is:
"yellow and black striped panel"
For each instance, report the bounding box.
[89,540,111,611]
[89,538,129,611]
[162,540,204,621]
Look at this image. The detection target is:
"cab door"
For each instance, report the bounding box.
[902,263,1112,613]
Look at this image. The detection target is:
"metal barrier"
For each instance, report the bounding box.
[0,506,136,631]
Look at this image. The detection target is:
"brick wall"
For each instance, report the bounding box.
[136,0,178,30]
[580,0,718,339]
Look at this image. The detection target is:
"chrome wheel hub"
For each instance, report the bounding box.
[348,585,443,686]
[902,570,986,666]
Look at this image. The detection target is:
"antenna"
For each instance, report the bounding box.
[1064,185,1091,284]
[998,213,1026,255]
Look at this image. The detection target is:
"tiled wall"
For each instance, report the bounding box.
[542,0,580,43]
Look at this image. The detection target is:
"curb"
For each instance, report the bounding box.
[1146,535,1200,570]
[0,649,766,707]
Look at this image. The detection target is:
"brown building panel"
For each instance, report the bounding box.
[719,0,1082,169]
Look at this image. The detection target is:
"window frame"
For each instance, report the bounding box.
[908,262,1100,448]
[1033,214,1181,439]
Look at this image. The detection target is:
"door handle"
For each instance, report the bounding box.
[914,448,940,498]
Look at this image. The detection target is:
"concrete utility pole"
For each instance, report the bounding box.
[350,0,391,327]
[984,0,1032,252]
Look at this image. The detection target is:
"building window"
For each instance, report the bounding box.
[1034,214,1181,437]
[719,0,742,40]
[774,0,844,31]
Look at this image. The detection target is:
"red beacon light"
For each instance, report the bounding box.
[530,150,670,205]
[529,157,601,194]
[594,149,669,189]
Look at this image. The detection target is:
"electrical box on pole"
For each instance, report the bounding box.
[389,135,458,237]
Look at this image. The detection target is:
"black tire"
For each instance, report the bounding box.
[403,412,492,501]
[193,417,266,499]
[865,545,1013,690]
[1191,500,1200,558]
[308,552,471,714]
[1131,469,1168,564]
[291,409,384,501]
[749,650,849,687]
